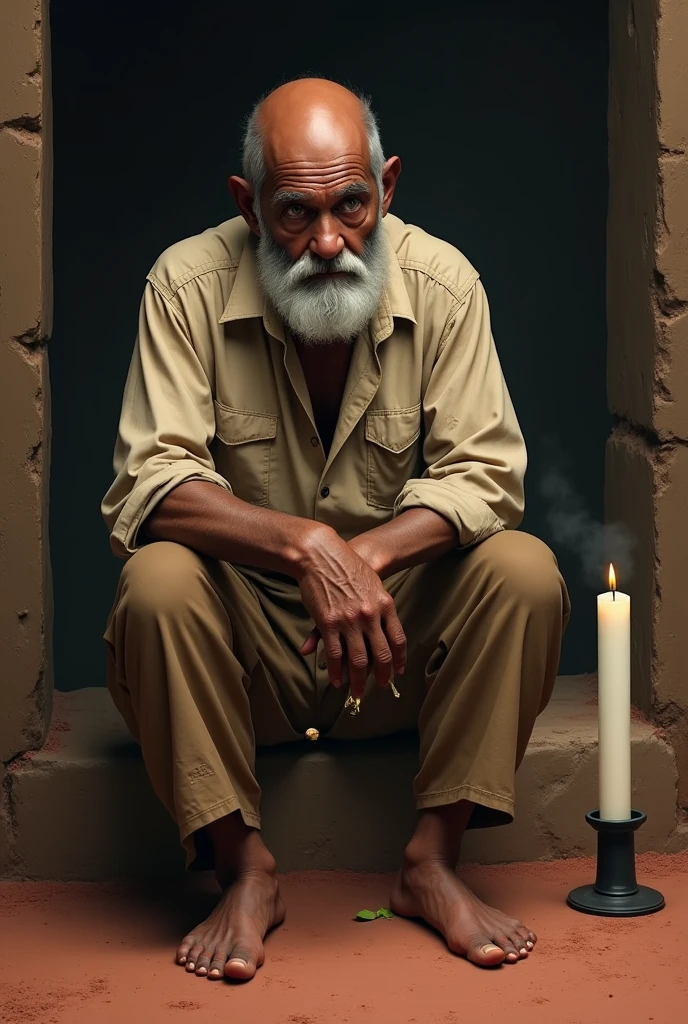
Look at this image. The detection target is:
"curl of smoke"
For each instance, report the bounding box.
[539,467,635,590]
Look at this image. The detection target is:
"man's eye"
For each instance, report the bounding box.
[285,204,305,217]
[340,197,362,212]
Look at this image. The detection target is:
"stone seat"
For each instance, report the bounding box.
[0,676,679,880]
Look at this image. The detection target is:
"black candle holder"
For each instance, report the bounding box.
[567,810,665,917]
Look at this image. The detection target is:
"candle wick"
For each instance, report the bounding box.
[612,589,616,602]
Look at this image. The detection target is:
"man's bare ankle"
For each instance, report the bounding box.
[401,842,457,874]
[219,833,276,877]
[205,812,277,886]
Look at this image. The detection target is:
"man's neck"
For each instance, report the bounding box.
[290,330,356,349]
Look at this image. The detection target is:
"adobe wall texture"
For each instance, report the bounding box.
[0,0,53,774]
[607,0,688,815]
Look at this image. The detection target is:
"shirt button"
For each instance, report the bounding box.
[311,436,319,447]
[320,486,330,498]
[318,660,327,671]
[305,728,319,741]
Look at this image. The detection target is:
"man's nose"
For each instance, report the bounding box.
[308,213,345,261]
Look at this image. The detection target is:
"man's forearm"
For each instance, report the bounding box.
[349,507,460,578]
[142,480,332,577]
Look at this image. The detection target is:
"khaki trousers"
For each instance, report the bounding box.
[104,531,569,868]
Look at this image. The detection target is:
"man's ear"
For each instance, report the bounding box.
[229,175,260,235]
[380,156,401,217]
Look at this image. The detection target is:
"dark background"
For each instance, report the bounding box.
[49,1,610,690]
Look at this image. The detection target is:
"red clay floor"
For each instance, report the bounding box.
[1,852,686,1024]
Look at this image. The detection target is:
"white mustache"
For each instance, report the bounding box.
[287,249,369,285]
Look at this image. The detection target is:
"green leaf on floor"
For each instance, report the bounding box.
[354,907,395,921]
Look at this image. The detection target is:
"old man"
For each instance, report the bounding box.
[102,76,569,981]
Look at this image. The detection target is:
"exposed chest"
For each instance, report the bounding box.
[296,342,354,454]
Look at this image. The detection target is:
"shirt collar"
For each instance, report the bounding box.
[218,223,417,344]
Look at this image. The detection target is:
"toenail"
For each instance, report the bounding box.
[228,958,248,967]
[186,963,195,970]
[481,944,501,954]
[520,948,527,954]
[210,969,221,976]
[197,967,207,974]
[526,941,533,948]
[179,957,187,964]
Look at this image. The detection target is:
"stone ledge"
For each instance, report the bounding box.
[1,676,681,879]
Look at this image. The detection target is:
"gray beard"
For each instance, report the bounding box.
[254,207,389,345]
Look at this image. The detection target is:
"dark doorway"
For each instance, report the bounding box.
[49,0,609,689]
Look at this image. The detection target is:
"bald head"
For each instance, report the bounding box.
[241,78,385,203]
[260,79,369,178]
[230,78,400,344]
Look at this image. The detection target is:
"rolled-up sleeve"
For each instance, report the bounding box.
[394,279,526,547]
[101,279,231,558]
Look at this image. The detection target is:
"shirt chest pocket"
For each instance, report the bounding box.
[365,404,422,510]
[213,401,278,507]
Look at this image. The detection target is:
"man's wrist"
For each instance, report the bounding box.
[282,520,338,579]
[348,532,392,577]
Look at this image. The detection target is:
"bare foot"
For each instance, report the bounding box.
[176,868,285,981]
[390,857,536,968]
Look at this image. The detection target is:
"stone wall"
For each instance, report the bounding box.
[607,0,688,815]
[0,0,53,778]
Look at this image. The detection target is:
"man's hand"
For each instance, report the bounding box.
[296,529,406,698]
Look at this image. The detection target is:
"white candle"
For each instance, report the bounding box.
[597,564,631,820]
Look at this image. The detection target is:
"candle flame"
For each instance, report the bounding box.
[609,563,617,592]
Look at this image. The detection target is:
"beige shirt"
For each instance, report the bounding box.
[101,213,526,559]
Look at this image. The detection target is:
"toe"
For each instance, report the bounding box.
[505,919,530,957]
[513,939,529,958]
[186,943,205,972]
[195,951,212,976]
[207,947,229,980]
[496,935,521,963]
[465,935,507,968]
[177,934,196,966]
[225,943,260,981]
[514,925,532,955]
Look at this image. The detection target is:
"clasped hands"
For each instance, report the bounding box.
[296,529,407,701]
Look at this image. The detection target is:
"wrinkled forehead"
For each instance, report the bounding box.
[260,106,372,188]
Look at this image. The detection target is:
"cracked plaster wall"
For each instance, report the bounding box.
[0,0,53,790]
[607,0,688,814]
